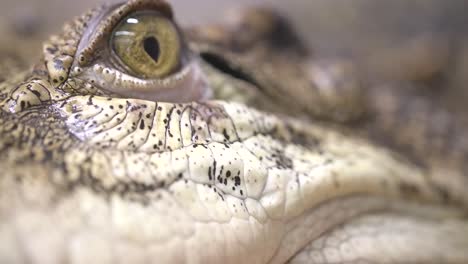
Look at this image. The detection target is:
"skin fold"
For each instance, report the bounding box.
[0,0,468,263]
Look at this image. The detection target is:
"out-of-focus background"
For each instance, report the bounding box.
[2,0,467,52]
[2,0,468,102]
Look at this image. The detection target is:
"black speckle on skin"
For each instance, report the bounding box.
[222,129,230,141]
[212,160,217,181]
[208,166,212,180]
[234,176,241,186]
[87,96,94,106]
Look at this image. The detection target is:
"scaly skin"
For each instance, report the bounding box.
[1,1,468,263]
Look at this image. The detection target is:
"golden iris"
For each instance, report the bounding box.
[111,12,181,78]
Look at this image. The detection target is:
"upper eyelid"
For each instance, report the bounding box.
[75,0,173,68]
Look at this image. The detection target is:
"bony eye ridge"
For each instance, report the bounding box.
[111,11,181,79]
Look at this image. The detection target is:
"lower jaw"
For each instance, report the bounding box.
[288,211,468,264]
[269,195,468,264]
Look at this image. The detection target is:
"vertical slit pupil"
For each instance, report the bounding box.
[143,36,160,62]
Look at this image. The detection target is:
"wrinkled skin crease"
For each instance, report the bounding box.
[1,0,468,264]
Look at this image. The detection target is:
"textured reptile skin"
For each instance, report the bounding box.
[1,1,468,263]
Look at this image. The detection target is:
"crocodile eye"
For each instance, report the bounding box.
[111,11,181,78]
[70,2,211,103]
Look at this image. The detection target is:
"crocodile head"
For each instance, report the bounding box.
[1,0,467,263]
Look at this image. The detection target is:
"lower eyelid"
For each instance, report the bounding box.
[75,60,212,103]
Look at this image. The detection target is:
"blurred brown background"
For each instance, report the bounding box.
[2,0,467,53]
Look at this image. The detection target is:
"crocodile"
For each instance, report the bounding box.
[1,0,468,263]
